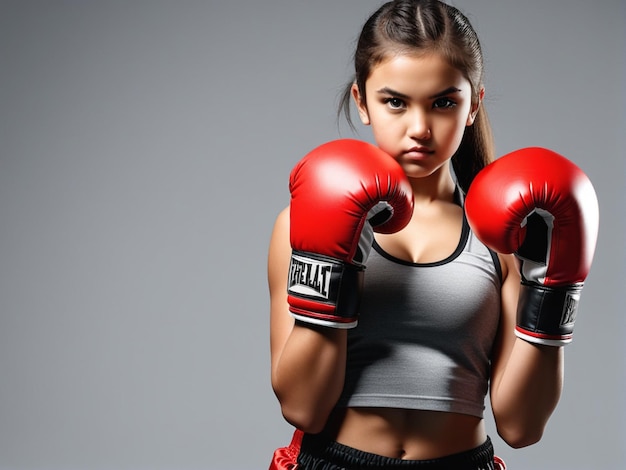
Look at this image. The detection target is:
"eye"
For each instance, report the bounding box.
[433,97,457,109]
[383,97,406,110]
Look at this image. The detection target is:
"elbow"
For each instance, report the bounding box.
[271,361,344,435]
[500,431,543,449]
[493,407,546,448]
[273,384,332,434]
[278,400,329,434]
[491,398,555,449]
[496,422,545,449]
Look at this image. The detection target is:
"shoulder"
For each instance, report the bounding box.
[497,252,519,285]
[269,206,290,252]
[490,252,520,382]
[493,252,520,350]
[268,206,291,288]
[496,252,520,308]
[274,206,290,229]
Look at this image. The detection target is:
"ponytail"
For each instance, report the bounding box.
[452,106,494,194]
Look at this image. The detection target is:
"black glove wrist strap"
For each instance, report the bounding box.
[515,281,583,346]
[287,250,364,326]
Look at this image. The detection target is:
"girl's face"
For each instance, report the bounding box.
[353,52,481,180]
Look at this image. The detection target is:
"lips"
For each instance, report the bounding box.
[402,146,434,159]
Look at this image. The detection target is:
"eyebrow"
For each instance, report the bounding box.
[376,86,462,99]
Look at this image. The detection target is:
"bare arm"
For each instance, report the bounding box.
[490,254,564,448]
[269,207,347,433]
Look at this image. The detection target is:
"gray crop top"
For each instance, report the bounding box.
[338,206,502,418]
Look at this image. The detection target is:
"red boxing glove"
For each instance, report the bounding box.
[465,147,599,346]
[288,139,413,328]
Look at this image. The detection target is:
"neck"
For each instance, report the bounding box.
[409,164,456,205]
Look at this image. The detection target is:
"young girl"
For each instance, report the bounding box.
[268,1,596,468]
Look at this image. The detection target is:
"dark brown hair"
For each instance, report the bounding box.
[339,0,494,193]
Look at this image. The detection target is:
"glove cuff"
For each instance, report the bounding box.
[515,282,583,347]
[287,250,363,329]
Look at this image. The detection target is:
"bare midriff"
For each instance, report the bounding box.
[326,407,486,460]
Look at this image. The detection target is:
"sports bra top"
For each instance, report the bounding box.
[338,199,502,418]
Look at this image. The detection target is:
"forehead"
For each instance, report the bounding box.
[367,53,471,96]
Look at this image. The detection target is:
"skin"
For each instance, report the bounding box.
[269,52,564,459]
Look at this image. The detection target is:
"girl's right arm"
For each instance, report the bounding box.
[268,207,347,433]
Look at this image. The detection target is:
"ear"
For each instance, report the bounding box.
[466,87,485,126]
[351,83,370,126]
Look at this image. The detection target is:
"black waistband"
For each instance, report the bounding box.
[298,433,496,469]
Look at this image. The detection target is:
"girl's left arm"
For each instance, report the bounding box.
[489,253,564,449]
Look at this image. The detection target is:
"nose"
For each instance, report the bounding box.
[407,108,431,141]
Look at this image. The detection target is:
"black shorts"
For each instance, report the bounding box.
[297,432,501,470]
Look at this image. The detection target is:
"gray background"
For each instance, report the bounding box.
[0,1,624,469]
